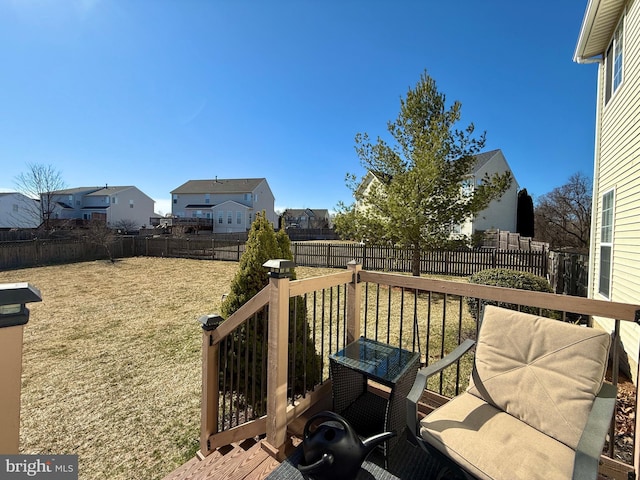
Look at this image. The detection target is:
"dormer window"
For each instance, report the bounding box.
[605,18,624,105]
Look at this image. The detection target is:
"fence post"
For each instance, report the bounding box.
[199,314,224,457]
[346,261,362,344]
[263,259,294,460]
[326,244,331,268]
[362,244,367,270]
[237,240,241,261]
[0,283,41,454]
[445,250,450,276]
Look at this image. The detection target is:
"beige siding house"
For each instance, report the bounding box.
[575,0,640,382]
[170,178,276,233]
[356,149,519,237]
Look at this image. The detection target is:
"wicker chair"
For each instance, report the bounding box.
[407,305,616,480]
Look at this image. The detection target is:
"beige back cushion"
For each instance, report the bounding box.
[467,305,611,450]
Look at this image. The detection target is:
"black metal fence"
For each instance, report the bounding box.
[291,242,547,277]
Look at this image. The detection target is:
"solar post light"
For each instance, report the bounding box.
[263,259,295,279]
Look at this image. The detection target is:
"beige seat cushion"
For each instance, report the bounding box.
[420,392,575,480]
[467,306,610,450]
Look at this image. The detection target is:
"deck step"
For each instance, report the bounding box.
[161,439,281,480]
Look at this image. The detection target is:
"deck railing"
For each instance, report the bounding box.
[199,261,640,479]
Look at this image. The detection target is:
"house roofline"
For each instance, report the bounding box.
[574,0,625,63]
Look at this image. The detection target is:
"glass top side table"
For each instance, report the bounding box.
[329,337,420,462]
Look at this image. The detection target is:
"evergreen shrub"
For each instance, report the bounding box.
[467,268,557,321]
[220,212,321,414]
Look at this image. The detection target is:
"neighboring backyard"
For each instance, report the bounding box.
[0,257,340,480]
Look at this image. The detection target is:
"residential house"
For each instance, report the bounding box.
[48,186,155,230]
[0,192,40,229]
[281,208,330,229]
[170,178,276,233]
[356,149,519,237]
[575,0,640,381]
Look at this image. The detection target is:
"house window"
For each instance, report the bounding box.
[129,200,134,209]
[173,194,178,204]
[605,18,624,104]
[599,190,614,298]
[112,196,117,204]
[237,211,242,224]
[205,194,210,204]
[12,204,18,212]
[244,193,251,201]
[227,212,232,224]
[461,177,474,196]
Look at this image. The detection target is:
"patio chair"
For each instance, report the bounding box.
[407,305,616,480]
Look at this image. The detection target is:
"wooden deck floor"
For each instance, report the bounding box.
[162,438,616,480]
[162,439,282,480]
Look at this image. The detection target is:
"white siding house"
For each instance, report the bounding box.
[356,149,519,238]
[467,149,519,235]
[575,0,640,382]
[0,192,40,228]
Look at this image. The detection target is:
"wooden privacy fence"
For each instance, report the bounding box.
[0,236,548,277]
[482,229,548,251]
[0,238,135,270]
[548,251,589,297]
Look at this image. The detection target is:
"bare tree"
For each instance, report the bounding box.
[85,220,117,262]
[114,219,138,233]
[534,172,592,250]
[13,163,66,234]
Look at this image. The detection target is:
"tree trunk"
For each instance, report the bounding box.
[411,247,421,277]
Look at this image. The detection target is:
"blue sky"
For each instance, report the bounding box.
[1,1,596,215]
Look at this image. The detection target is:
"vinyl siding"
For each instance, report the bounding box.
[472,152,518,233]
[591,0,640,382]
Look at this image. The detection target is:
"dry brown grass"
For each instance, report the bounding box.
[0,257,339,480]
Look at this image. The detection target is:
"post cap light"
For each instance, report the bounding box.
[0,305,21,315]
[263,259,295,279]
[0,283,42,306]
[0,283,42,328]
[199,314,224,331]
